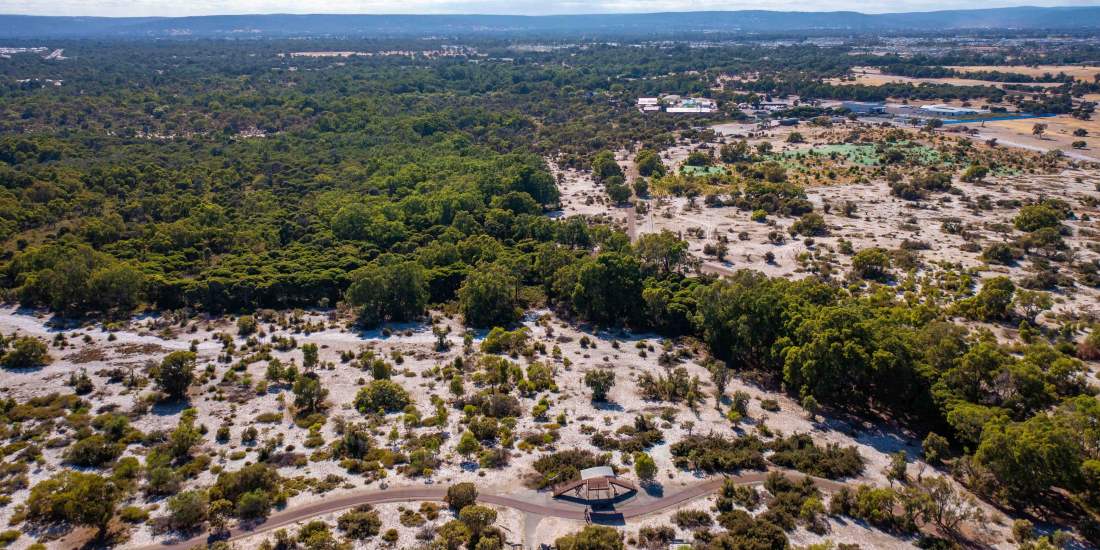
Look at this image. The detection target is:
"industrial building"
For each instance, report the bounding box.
[841,101,886,115]
[919,104,989,116]
[637,95,717,114]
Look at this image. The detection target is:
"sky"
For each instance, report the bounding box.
[1,0,1098,17]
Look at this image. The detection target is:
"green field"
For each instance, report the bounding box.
[771,142,944,167]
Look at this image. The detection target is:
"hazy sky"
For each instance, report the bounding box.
[2,0,1098,16]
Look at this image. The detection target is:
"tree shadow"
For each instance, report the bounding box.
[151,399,192,417]
[593,400,624,412]
[589,512,626,526]
[642,481,664,498]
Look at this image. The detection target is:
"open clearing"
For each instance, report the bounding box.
[949,64,1100,82]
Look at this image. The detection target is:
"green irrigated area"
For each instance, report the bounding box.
[771,141,945,167]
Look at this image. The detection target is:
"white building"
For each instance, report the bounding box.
[919,104,989,116]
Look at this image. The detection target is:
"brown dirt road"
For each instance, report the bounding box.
[137,470,844,549]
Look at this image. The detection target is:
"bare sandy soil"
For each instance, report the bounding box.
[969,116,1100,163]
[0,297,1019,549]
[948,65,1100,82]
[828,66,1061,89]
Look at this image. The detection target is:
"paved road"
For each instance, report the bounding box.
[137,470,842,550]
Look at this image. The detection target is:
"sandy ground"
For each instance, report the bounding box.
[0,298,1019,549]
[828,66,1061,89]
[948,65,1100,82]
[970,115,1100,163]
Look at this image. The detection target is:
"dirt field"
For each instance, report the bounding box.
[949,65,1100,82]
[969,115,1100,163]
[828,66,1060,89]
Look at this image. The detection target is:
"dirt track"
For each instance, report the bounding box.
[137,469,844,549]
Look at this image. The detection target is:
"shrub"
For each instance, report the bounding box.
[338,505,381,539]
[634,452,658,482]
[355,380,411,414]
[152,351,196,400]
[851,248,891,281]
[636,525,675,549]
[0,336,51,369]
[766,434,864,479]
[555,525,623,550]
[583,369,615,401]
[672,509,713,530]
[236,315,257,336]
[531,450,609,489]
[445,482,478,511]
[1014,204,1063,232]
[789,213,827,237]
[166,490,208,531]
[208,463,280,519]
[981,242,1018,265]
[669,434,765,473]
[63,434,124,467]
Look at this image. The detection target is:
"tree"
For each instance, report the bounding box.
[168,410,203,459]
[708,362,731,409]
[584,369,615,401]
[1014,289,1053,324]
[458,505,498,535]
[635,149,666,178]
[301,342,319,371]
[435,520,472,550]
[456,431,481,460]
[166,490,209,531]
[851,248,891,281]
[236,315,257,336]
[568,253,643,324]
[26,471,120,538]
[87,263,145,313]
[634,452,658,482]
[922,432,950,465]
[606,181,632,204]
[337,505,382,539]
[458,264,521,328]
[802,395,820,420]
[555,525,624,550]
[1032,123,1047,139]
[154,351,196,400]
[961,164,989,183]
[354,380,410,414]
[0,336,51,369]
[293,372,328,414]
[345,261,429,327]
[1014,204,1062,232]
[591,151,623,183]
[635,230,688,275]
[915,475,985,537]
[720,140,750,163]
[445,482,478,511]
[960,276,1016,321]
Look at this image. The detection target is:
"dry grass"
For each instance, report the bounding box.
[828,67,1062,88]
[948,64,1100,82]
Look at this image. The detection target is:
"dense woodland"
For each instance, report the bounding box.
[0,38,1099,549]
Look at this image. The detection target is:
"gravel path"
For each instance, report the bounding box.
[137,469,844,549]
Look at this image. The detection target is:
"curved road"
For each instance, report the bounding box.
[138,470,843,550]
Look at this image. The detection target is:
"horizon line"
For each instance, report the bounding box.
[3,4,1100,19]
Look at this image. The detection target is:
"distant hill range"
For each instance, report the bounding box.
[2,6,1100,39]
